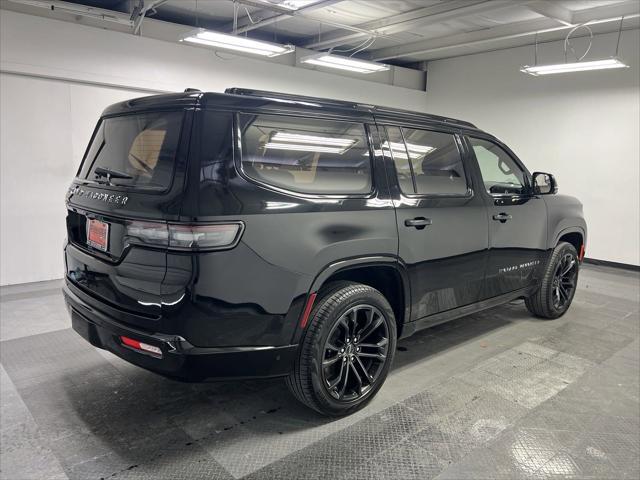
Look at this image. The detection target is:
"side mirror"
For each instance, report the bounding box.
[532,172,558,195]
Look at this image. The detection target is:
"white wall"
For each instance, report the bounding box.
[0,75,146,286]
[2,10,637,286]
[0,10,430,286]
[425,29,640,266]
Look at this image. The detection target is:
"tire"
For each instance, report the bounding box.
[286,281,397,416]
[526,241,579,319]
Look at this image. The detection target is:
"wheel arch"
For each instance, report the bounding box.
[303,256,410,340]
[554,227,586,258]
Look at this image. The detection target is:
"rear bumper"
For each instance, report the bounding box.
[63,280,298,381]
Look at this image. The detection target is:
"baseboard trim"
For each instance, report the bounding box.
[584,257,640,272]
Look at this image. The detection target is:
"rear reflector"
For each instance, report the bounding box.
[120,336,162,357]
[300,292,318,328]
[579,244,586,262]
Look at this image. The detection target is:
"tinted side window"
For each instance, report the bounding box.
[387,126,467,195]
[240,114,372,195]
[469,137,527,195]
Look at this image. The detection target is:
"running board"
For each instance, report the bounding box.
[399,287,534,339]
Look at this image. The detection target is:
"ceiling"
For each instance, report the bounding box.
[6,0,640,67]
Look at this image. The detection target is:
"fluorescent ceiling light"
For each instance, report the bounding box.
[272,132,356,147]
[372,141,434,160]
[265,132,357,154]
[301,54,390,74]
[255,0,319,9]
[520,58,628,76]
[392,141,434,155]
[182,30,294,57]
[277,0,320,10]
[369,149,416,160]
[265,143,349,154]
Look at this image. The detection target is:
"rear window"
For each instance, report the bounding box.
[239,114,372,195]
[78,111,183,190]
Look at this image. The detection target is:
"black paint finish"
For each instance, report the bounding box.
[63,89,586,381]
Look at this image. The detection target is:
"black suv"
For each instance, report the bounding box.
[64,88,587,416]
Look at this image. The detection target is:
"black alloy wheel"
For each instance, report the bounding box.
[321,304,390,401]
[526,241,580,319]
[551,253,578,309]
[286,282,397,416]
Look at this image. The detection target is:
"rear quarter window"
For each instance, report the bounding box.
[239,114,372,195]
[78,111,184,191]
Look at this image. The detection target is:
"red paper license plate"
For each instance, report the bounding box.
[87,219,109,252]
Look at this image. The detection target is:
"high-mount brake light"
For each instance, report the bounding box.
[125,221,243,251]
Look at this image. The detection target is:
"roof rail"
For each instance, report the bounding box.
[224,87,476,129]
[371,106,477,128]
[225,88,357,109]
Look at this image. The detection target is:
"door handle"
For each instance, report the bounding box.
[405,217,432,229]
[492,213,512,223]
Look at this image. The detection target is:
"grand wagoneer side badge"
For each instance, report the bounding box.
[498,260,540,274]
[67,186,128,206]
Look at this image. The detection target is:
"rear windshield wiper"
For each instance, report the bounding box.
[94,167,133,183]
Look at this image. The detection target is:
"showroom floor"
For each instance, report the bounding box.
[1,264,638,480]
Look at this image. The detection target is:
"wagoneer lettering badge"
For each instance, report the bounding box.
[68,186,128,205]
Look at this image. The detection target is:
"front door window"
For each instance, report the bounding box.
[469,138,527,195]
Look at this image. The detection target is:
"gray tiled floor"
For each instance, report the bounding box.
[0,264,638,479]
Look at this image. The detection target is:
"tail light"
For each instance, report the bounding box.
[125,221,243,251]
[169,224,242,250]
[125,221,169,247]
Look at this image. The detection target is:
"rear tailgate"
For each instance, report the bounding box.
[65,206,167,323]
[64,108,192,329]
